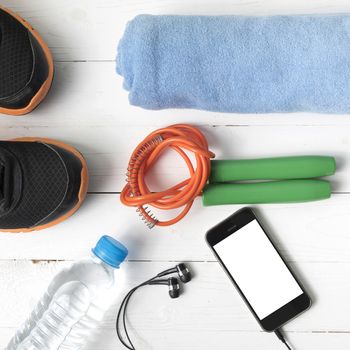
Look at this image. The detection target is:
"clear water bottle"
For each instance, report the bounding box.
[5,235,128,350]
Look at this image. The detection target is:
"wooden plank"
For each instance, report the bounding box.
[0,117,347,192]
[0,194,349,262]
[1,260,350,349]
[81,330,350,350]
[0,61,350,128]
[3,0,350,62]
[1,328,349,350]
[78,330,350,350]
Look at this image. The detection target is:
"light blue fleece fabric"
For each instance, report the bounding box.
[117,15,350,113]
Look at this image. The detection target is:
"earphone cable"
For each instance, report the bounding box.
[122,288,139,349]
[116,276,158,349]
[117,288,137,349]
[285,342,292,350]
[274,328,293,350]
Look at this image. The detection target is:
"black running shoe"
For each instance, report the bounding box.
[0,138,88,232]
[0,7,54,115]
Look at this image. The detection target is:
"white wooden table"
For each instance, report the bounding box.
[1,1,350,349]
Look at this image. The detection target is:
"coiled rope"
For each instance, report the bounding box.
[120,124,215,228]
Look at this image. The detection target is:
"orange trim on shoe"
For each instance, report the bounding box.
[0,7,54,116]
[2,138,88,233]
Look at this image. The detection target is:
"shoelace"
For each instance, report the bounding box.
[0,158,12,211]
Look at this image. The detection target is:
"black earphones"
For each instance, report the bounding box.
[157,263,192,283]
[148,277,180,298]
[116,263,192,350]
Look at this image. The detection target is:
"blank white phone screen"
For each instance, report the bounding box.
[213,219,303,319]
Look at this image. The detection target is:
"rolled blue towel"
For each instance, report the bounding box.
[117,14,350,113]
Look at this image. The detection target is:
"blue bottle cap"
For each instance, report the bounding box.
[92,235,128,268]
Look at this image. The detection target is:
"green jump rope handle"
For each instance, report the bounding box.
[202,180,331,206]
[209,156,336,183]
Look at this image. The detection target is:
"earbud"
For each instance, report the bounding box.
[176,263,192,283]
[116,265,192,348]
[148,263,191,299]
[148,277,180,298]
[157,263,192,283]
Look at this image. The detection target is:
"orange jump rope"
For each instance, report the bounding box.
[121,124,335,228]
[120,124,215,228]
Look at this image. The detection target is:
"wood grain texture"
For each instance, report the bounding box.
[0,194,350,263]
[1,0,350,349]
[1,261,350,349]
[0,61,347,193]
[2,328,349,350]
[0,120,348,193]
[3,0,350,61]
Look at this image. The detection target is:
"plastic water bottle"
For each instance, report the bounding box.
[5,235,128,350]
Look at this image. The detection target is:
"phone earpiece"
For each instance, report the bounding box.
[157,263,192,283]
[148,277,180,298]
